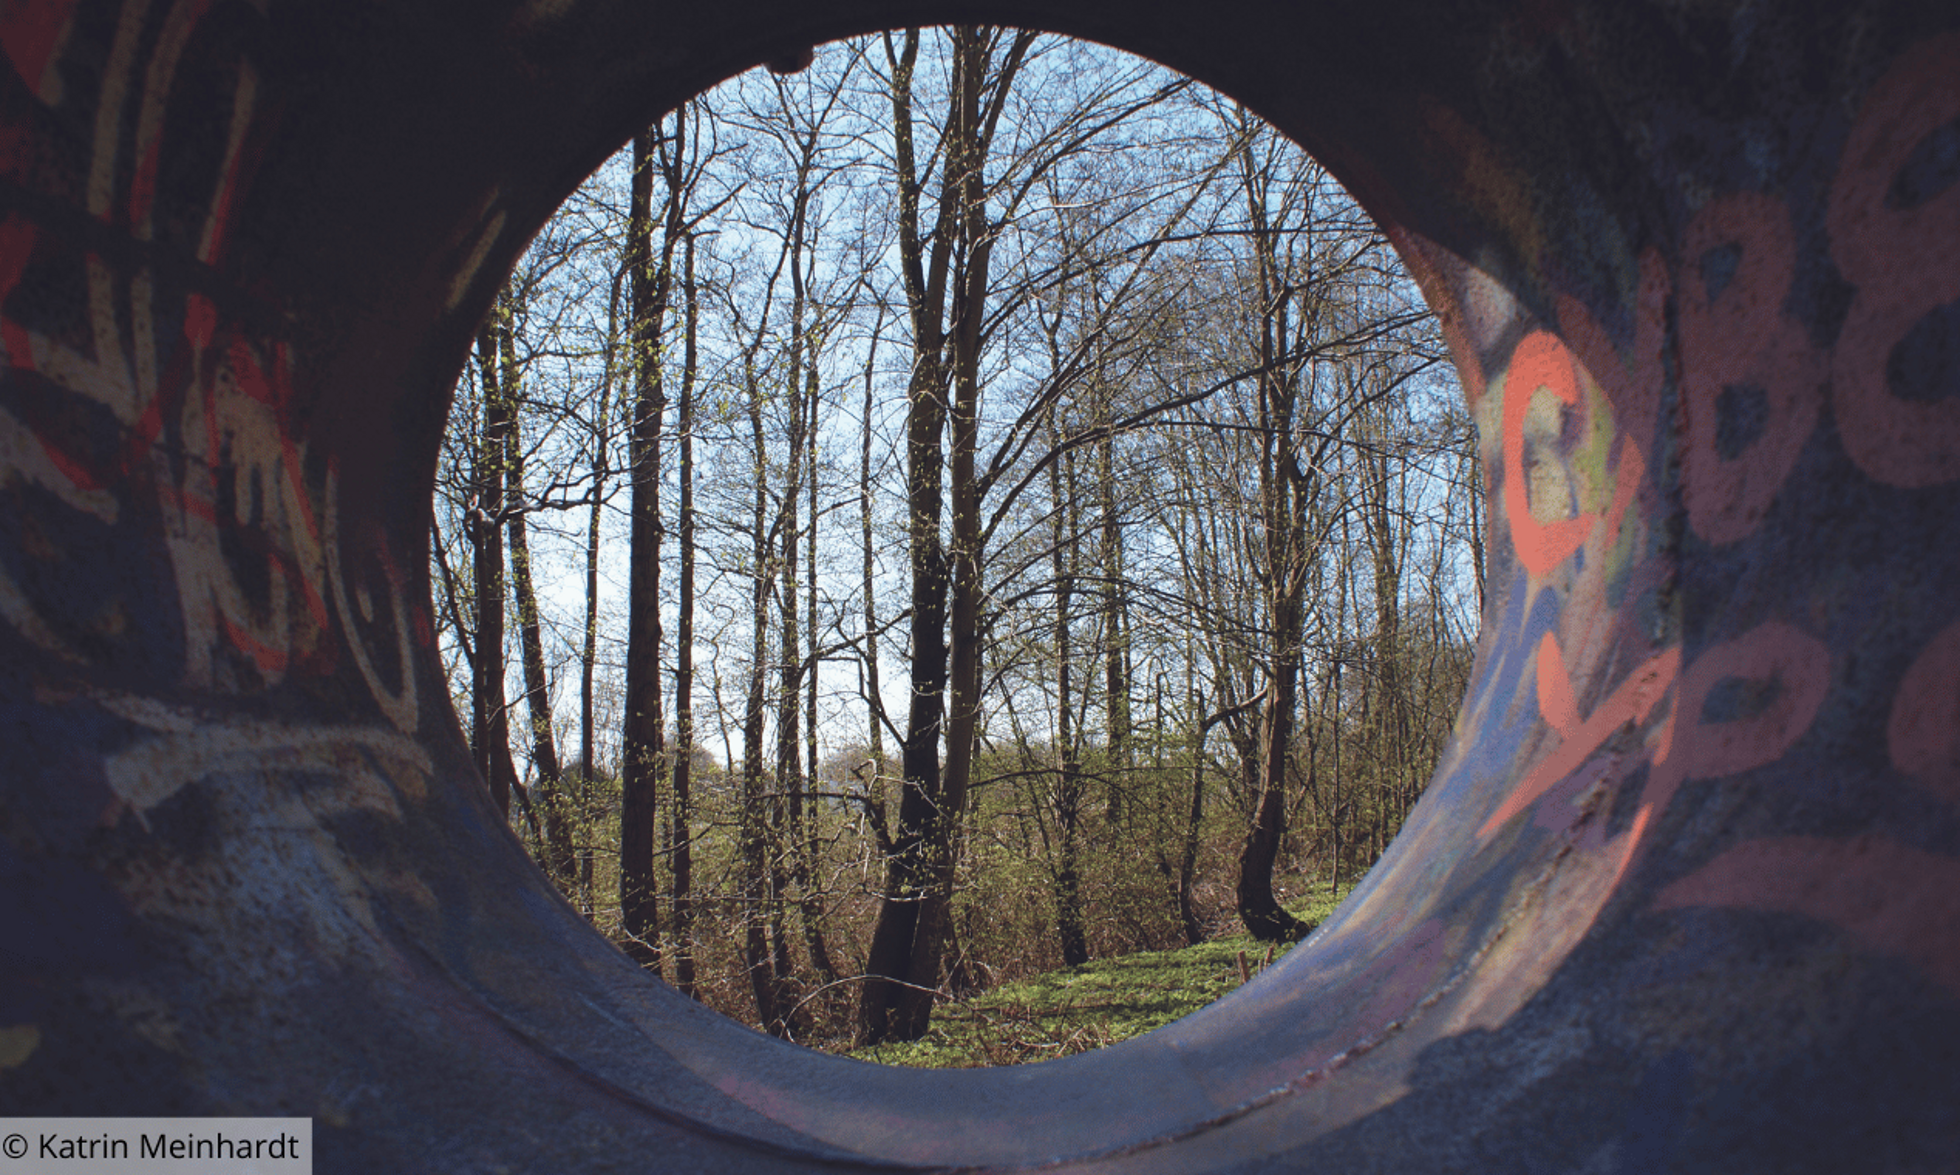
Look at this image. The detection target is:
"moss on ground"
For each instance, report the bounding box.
[844,879,1354,1068]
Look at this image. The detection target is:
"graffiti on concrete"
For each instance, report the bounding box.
[0,0,1956,1169]
[0,0,421,730]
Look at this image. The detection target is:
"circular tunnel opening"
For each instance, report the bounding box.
[437,30,1480,1066]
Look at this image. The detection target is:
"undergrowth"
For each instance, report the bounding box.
[844,878,1356,1068]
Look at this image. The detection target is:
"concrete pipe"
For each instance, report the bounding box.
[0,0,1955,1170]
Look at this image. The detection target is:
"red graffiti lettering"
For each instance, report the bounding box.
[1479,636,1679,837]
[1503,331,1595,576]
[1655,621,1831,783]
[1497,327,1647,580]
[0,0,78,105]
[1557,249,1668,460]
[1827,33,1960,487]
[1655,835,1960,995]
[1679,192,1824,543]
[1889,621,1960,803]
[324,464,419,733]
[0,212,37,363]
[165,331,328,688]
[1535,631,1580,737]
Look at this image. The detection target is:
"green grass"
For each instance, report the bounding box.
[844,880,1355,1068]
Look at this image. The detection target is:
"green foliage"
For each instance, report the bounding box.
[843,879,1354,1068]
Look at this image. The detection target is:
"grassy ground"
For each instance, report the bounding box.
[844,879,1355,1068]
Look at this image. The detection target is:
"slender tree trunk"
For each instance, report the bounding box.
[798,351,838,990]
[742,356,785,1035]
[471,306,515,820]
[1363,429,1412,838]
[859,318,886,784]
[670,237,697,996]
[776,185,809,934]
[774,282,809,1035]
[501,327,573,882]
[1331,447,1354,887]
[577,270,622,919]
[767,789,795,1030]
[891,25,1015,1037]
[860,342,948,1041]
[1097,415,1130,825]
[1174,626,1206,946]
[772,221,834,1007]
[1180,697,1207,945]
[1237,590,1309,941]
[1051,437,1088,966]
[857,314,892,941]
[1234,124,1309,944]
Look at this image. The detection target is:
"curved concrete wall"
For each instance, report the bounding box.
[1,0,1955,1170]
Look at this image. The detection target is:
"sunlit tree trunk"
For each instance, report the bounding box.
[1233,114,1310,943]
[1050,430,1088,966]
[859,318,887,779]
[670,237,698,996]
[577,269,622,919]
[501,324,573,883]
[1097,409,1130,825]
[858,27,949,1046]
[741,352,785,1033]
[798,350,838,991]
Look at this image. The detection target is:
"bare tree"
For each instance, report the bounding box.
[470,295,518,820]
[618,119,670,973]
[670,234,700,994]
[428,34,1474,1049]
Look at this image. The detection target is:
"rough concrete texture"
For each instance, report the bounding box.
[0,0,1955,1170]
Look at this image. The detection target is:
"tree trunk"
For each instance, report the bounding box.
[774,297,808,1036]
[859,316,887,794]
[858,27,948,1046]
[1176,642,1206,946]
[471,306,515,820]
[798,350,838,990]
[773,201,835,1003]
[1237,624,1309,942]
[858,24,1039,1043]
[1051,434,1088,967]
[739,460,778,1028]
[577,268,623,919]
[1097,414,1130,825]
[858,337,949,1041]
[670,236,697,996]
[1233,119,1309,944]
[620,122,673,974]
[501,325,573,883]
[741,353,785,1035]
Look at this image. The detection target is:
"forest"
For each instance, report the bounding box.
[432,28,1482,1053]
